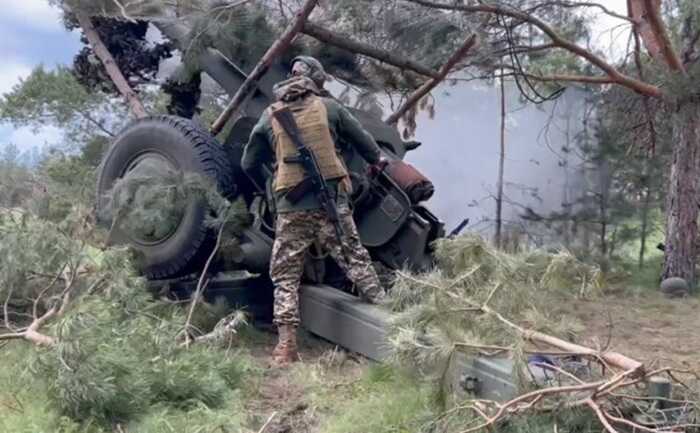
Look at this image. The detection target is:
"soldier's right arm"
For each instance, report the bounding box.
[326,99,381,165]
[241,111,274,188]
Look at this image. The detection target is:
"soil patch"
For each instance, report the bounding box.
[243,329,367,433]
[569,293,700,371]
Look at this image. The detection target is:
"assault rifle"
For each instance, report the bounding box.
[271,107,348,260]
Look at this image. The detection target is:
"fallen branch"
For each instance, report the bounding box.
[386,33,478,125]
[459,380,608,432]
[585,398,621,433]
[0,263,81,347]
[393,253,691,433]
[1,301,61,346]
[257,412,278,433]
[478,301,644,376]
[74,12,148,118]
[183,206,233,347]
[210,0,319,135]
[452,366,689,433]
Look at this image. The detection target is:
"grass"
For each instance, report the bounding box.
[0,345,95,433]
[627,254,664,291]
[0,340,263,433]
[290,360,436,433]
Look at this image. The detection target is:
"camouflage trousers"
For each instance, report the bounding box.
[270,205,384,326]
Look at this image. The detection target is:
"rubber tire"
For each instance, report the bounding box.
[96,115,235,279]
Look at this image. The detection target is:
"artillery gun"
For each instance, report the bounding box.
[95,20,444,355]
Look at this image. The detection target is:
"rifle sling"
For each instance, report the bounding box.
[272,107,337,207]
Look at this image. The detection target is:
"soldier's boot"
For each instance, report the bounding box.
[359,284,386,305]
[271,325,299,367]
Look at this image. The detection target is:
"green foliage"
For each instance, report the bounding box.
[494,411,600,433]
[126,403,245,433]
[0,207,93,319]
[184,2,281,74]
[188,295,233,334]
[33,252,253,428]
[385,234,598,397]
[0,149,36,208]
[102,163,251,272]
[40,153,97,221]
[0,65,119,149]
[0,193,256,432]
[312,365,435,433]
[105,162,195,243]
[0,66,100,127]
[1,342,252,433]
[0,345,101,433]
[104,167,238,234]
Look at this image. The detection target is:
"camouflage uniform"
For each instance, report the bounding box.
[242,68,385,330]
[271,204,384,326]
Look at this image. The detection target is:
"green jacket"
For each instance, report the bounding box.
[241,97,381,213]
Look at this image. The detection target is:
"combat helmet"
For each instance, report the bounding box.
[290,55,329,88]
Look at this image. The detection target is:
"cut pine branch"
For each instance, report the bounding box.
[386,33,478,125]
[1,302,58,346]
[478,302,645,376]
[397,270,645,375]
[74,12,148,118]
[0,267,84,347]
[210,0,319,135]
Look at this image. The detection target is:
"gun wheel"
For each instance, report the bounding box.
[96,116,235,279]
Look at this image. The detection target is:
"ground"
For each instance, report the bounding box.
[571,293,700,371]
[1,289,697,433]
[237,290,700,432]
[239,329,370,433]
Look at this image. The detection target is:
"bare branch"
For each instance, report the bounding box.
[257,412,278,433]
[404,0,663,98]
[74,12,148,118]
[386,34,478,124]
[301,22,441,79]
[0,266,80,347]
[527,1,635,24]
[112,0,138,23]
[183,207,232,346]
[585,398,621,433]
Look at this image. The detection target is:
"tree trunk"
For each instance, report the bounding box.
[662,102,700,288]
[598,160,611,261]
[638,181,652,269]
[495,75,506,249]
[74,12,147,119]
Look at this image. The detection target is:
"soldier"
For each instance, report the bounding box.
[241,56,386,366]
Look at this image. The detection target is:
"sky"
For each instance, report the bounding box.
[0,1,81,155]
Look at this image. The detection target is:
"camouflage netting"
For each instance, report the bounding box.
[385,234,604,394]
